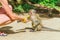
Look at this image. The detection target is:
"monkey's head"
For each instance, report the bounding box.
[29,9,36,15]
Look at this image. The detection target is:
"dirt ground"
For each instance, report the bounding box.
[0,18,60,40]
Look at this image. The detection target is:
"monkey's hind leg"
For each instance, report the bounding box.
[33,23,42,31]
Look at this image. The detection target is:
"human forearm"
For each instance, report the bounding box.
[0,0,15,20]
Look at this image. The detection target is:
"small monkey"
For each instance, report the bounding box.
[29,9,43,31]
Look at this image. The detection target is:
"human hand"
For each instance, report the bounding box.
[20,15,30,23]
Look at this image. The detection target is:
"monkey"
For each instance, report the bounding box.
[28,9,43,31]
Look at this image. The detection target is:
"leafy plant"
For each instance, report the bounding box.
[22,3,34,12]
[8,0,60,14]
[13,5,24,13]
[40,0,57,8]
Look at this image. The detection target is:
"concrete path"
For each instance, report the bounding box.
[0,31,60,40]
[0,18,60,40]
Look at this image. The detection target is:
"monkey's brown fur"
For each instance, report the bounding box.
[29,9,43,31]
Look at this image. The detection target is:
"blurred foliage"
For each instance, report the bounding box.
[40,0,57,8]
[8,0,60,13]
[29,0,41,4]
[22,3,34,12]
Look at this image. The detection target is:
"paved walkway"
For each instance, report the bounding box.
[0,18,60,40]
[0,31,60,40]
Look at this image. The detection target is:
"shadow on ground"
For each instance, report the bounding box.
[0,26,21,34]
[0,26,60,34]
